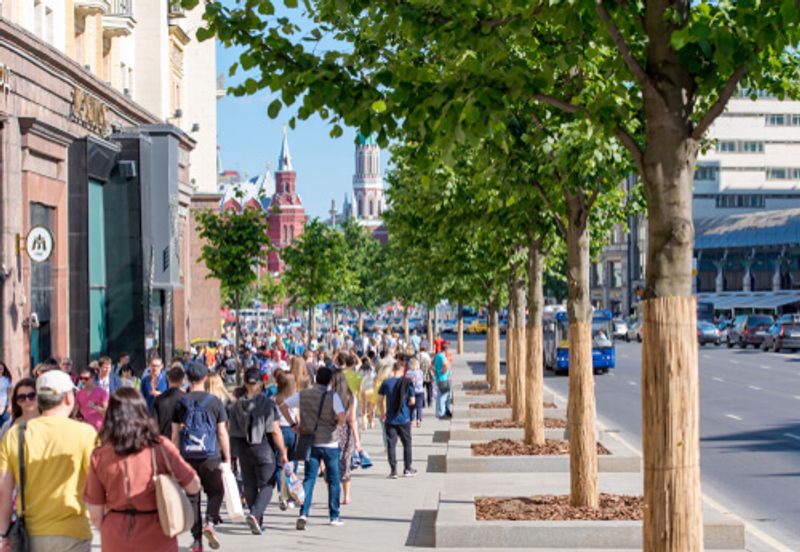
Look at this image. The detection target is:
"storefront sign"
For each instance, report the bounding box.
[71,87,109,134]
[25,226,54,263]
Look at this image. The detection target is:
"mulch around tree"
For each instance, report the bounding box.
[470,417,567,429]
[463,379,505,389]
[475,494,643,521]
[471,438,610,456]
[465,389,505,396]
[469,402,556,409]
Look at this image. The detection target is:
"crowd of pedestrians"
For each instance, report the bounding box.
[0,320,453,551]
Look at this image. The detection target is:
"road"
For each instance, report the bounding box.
[459,333,800,551]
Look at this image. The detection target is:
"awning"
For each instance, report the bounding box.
[695,207,800,250]
[697,291,800,311]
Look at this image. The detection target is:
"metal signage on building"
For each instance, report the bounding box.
[25,226,54,263]
[71,87,109,134]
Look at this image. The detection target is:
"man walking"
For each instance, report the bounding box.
[378,361,417,478]
[279,367,346,530]
[172,362,231,552]
[153,364,185,437]
[434,343,452,418]
[0,371,98,552]
[141,356,167,409]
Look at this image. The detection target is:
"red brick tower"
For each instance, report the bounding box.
[267,128,307,272]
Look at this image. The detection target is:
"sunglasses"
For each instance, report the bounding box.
[79,376,92,382]
[15,392,36,402]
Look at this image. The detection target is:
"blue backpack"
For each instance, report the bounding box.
[178,394,218,460]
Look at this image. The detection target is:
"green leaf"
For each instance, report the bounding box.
[371,99,387,113]
[284,0,298,8]
[268,99,282,119]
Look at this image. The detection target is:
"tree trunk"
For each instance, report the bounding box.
[330,297,336,329]
[358,311,364,334]
[509,259,527,423]
[505,291,514,406]
[234,292,242,353]
[525,238,546,446]
[565,196,598,508]
[404,306,410,347]
[309,305,317,339]
[457,302,464,354]
[486,296,501,392]
[639,62,703,550]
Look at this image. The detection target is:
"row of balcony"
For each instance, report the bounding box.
[73,0,185,19]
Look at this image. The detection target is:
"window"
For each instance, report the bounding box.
[715,194,765,208]
[609,261,623,289]
[767,168,789,180]
[695,165,718,181]
[793,114,800,126]
[716,141,737,152]
[369,200,374,217]
[34,0,43,38]
[44,7,53,44]
[741,141,764,153]
[357,197,363,218]
[766,114,786,126]
[289,225,294,241]
[591,263,604,287]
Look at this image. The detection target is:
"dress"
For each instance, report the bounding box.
[84,437,196,552]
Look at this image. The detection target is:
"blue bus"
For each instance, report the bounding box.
[543,309,616,375]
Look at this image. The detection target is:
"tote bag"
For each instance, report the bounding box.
[152,446,194,537]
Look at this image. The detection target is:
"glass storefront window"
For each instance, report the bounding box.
[88,179,107,358]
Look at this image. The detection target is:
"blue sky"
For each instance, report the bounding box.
[215,26,390,218]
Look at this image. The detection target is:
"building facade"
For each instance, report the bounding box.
[0,1,219,376]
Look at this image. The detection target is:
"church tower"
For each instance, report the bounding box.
[267,127,307,273]
[352,133,384,222]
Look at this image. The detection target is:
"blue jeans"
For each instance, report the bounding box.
[300,446,341,521]
[436,380,451,417]
[280,425,299,472]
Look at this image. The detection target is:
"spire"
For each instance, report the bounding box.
[278,126,293,171]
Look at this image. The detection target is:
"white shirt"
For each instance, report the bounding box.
[284,388,345,448]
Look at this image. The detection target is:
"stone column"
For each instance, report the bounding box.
[713,260,725,293]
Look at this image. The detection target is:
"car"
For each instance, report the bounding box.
[498,316,508,335]
[716,320,733,344]
[727,314,774,349]
[697,321,721,346]
[466,318,488,334]
[612,320,628,340]
[761,322,800,352]
[441,320,457,334]
[625,321,642,342]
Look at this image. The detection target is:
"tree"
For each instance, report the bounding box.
[340,218,387,331]
[194,207,271,349]
[258,272,287,311]
[191,0,800,546]
[281,219,352,336]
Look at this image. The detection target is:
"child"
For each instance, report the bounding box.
[407,358,425,427]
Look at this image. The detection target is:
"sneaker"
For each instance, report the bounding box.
[190,539,204,552]
[245,514,262,535]
[388,471,398,479]
[403,468,418,478]
[329,519,344,527]
[279,499,289,511]
[288,500,296,509]
[296,516,307,531]
[203,524,220,550]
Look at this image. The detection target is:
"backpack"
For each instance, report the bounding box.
[178,394,218,460]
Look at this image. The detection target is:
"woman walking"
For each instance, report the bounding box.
[332,356,362,505]
[0,378,39,438]
[84,388,200,552]
[0,362,12,427]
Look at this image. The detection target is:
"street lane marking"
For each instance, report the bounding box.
[759,364,771,370]
[748,385,762,391]
[793,395,800,400]
[730,359,741,365]
[784,433,800,442]
[628,381,637,386]
[713,377,724,382]
[726,414,743,421]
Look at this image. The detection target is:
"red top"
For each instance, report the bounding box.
[84,437,196,552]
[434,337,448,353]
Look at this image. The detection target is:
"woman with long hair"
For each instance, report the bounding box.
[0,362,12,426]
[289,355,311,391]
[331,354,362,505]
[84,388,200,552]
[273,370,298,506]
[0,378,39,438]
[205,370,235,407]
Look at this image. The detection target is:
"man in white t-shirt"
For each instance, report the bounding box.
[279,367,345,530]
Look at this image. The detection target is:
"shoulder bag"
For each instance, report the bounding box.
[8,422,29,552]
[152,445,194,537]
[294,390,328,462]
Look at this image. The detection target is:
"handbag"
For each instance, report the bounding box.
[151,445,194,537]
[8,421,30,552]
[295,390,328,462]
[220,462,245,522]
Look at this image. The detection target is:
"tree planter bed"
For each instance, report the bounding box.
[476,494,642,521]
[444,436,640,473]
[461,379,505,391]
[449,418,570,442]
[472,439,610,457]
[453,403,566,420]
[461,390,556,405]
[435,491,745,549]
[471,417,567,430]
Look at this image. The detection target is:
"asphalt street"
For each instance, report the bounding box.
[459,334,800,552]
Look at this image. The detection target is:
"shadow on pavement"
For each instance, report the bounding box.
[405,509,437,547]
[426,454,446,473]
[702,422,800,454]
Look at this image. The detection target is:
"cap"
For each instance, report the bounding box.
[185,361,208,382]
[244,368,261,384]
[36,370,77,397]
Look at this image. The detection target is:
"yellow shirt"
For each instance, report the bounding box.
[0,416,98,540]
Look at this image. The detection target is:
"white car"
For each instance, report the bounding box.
[612,320,628,340]
[625,321,642,342]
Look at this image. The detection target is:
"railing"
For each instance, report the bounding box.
[109,0,133,16]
